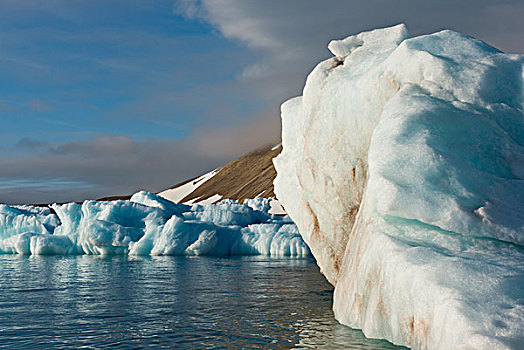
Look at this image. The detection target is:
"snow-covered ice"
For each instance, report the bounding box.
[0,192,309,257]
[274,24,524,349]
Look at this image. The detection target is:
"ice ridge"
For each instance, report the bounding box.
[0,192,309,257]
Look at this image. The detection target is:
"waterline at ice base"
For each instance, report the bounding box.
[274,24,523,349]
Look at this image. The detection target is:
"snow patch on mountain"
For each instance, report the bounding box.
[159,169,219,203]
[158,144,287,212]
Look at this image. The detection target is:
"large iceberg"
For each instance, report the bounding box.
[274,24,524,349]
[0,192,309,257]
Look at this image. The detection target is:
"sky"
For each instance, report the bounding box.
[1,0,523,204]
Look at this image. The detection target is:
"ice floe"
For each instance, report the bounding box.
[0,192,309,257]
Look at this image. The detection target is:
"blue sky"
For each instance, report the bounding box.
[0,1,255,145]
[1,0,523,204]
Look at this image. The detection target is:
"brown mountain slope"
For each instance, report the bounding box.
[175,144,281,203]
[96,144,281,204]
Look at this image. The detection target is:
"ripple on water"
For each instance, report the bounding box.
[0,255,405,349]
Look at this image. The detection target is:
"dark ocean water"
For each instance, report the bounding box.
[0,255,403,349]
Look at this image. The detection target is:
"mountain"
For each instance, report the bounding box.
[96,144,285,213]
[157,144,285,214]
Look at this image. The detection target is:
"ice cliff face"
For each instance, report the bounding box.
[274,24,524,349]
[0,192,309,257]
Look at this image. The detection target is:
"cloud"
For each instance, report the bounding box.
[175,0,524,95]
[0,100,17,112]
[180,0,524,53]
[29,99,55,113]
[191,107,281,158]
[1,135,210,202]
[169,0,524,176]
[172,0,524,136]
[174,0,207,19]
[1,137,210,204]
[0,114,282,204]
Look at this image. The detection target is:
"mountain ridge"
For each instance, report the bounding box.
[157,144,281,205]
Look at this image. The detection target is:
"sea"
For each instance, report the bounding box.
[0,255,404,349]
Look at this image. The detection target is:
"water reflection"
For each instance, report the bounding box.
[0,255,404,349]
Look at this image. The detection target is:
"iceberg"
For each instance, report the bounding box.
[0,191,310,257]
[274,24,524,349]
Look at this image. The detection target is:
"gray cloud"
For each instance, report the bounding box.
[0,100,17,112]
[29,99,55,113]
[174,0,524,133]
[176,0,524,95]
[172,0,524,162]
[0,114,281,204]
[1,136,217,204]
[182,0,524,53]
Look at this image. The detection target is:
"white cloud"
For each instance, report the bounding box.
[240,62,270,80]
[173,0,204,19]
